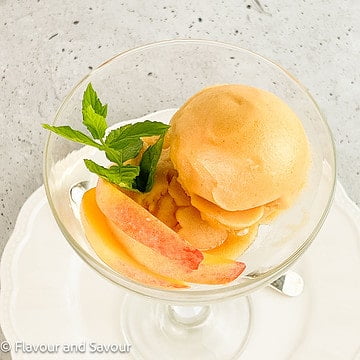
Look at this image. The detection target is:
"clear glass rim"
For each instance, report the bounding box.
[43,39,337,304]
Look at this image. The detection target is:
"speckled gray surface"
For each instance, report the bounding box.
[0,0,359,356]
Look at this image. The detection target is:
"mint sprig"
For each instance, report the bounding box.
[42,83,170,192]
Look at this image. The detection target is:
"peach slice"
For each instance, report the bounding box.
[197,253,245,284]
[80,189,187,289]
[176,206,227,250]
[190,194,264,230]
[205,225,259,260]
[153,193,178,230]
[168,176,191,207]
[96,179,203,270]
[107,219,245,285]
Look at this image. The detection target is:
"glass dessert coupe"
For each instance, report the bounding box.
[43,40,335,360]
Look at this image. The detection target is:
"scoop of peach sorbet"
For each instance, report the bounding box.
[169,84,310,212]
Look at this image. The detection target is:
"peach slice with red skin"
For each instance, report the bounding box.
[107,218,245,285]
[96,179,203,271]
[80,189,187,289]
[190,194,264,230]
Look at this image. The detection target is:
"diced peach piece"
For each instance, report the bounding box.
[108,219,245,285]
[205,225,259,260]
[80,189,187,289]
[96,179,203,270]
[168,176,191,207]
[153,193,178,229]
[176,206,227,250]
[190,194,264,230]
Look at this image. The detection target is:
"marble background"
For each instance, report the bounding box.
[0,0,359,358]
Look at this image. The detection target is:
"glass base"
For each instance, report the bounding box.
[120,294,252,360]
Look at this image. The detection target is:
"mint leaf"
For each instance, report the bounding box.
[123,138,143,161]
[104,124,132,147]
[84,160,139,190]
[105,137,143,162]
[119,120,170,138]
[105,121,169,163]
[82,105,107,140]
[103,147,123,165]
[136,135,164,192]
[103,137,143,165]
[81,83,108,139]
[42,124,102,149]
[122,138,143,162]
[105,121,170,148]
[82,83,108,117]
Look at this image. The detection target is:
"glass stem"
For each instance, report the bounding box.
[167,304,211,327]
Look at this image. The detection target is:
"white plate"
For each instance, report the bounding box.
[1,182,360,359]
